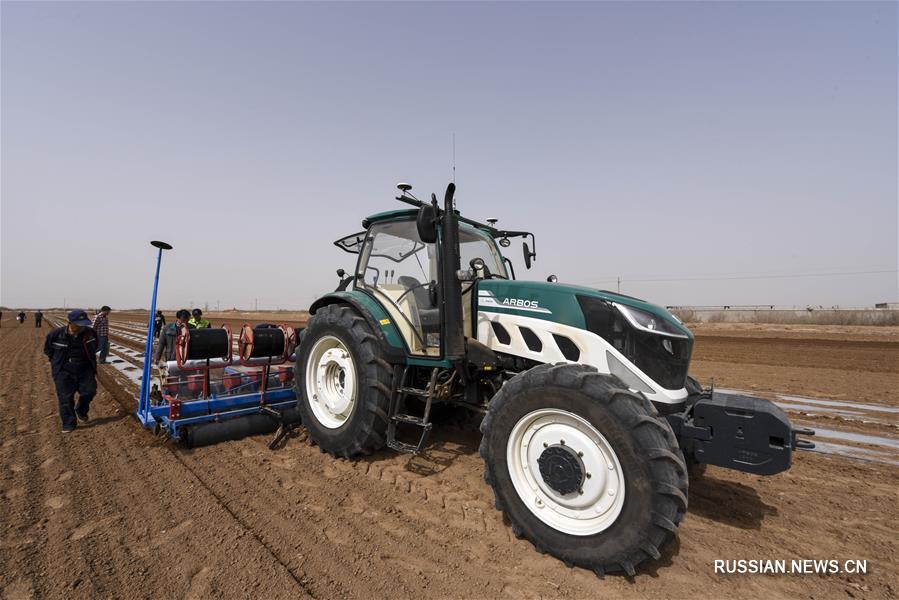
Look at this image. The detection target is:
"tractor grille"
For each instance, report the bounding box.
[577,295,692,390]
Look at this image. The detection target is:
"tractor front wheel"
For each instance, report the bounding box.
[296,304,392,457]
[479,363,688,576]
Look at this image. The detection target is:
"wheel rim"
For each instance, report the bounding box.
[506,408,626,536]
[305,335,357,429]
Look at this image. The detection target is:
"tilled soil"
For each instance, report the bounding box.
[1,317,897,599]
[689,327,899,408]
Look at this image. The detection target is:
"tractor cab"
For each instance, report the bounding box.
[333,196,513,358]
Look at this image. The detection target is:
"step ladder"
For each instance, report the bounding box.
[386,367,438,455]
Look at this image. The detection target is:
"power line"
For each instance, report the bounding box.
[580,268,897,287]
[628,269,896,283]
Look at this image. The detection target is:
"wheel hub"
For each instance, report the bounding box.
[537,445,585,495]
[506,409,626,536]
[317,348,352,414]
[305,335,358,429]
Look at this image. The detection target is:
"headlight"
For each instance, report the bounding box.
[614,303,688,338]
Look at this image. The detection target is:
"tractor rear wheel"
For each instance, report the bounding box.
[296,304,392,457]
[479,363,688,577]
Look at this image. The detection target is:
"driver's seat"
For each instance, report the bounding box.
[398,276,440,335]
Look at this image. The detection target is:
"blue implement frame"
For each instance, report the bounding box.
[137,244,165,427]
[135,240,299,439]
[144,388,297,440]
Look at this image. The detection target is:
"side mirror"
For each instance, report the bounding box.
[416,205,437,243]
[336,268,346,278]
[523,242,535,269]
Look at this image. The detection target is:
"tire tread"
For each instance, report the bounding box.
[479,363,688,576]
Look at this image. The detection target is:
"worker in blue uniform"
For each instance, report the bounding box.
[43,310,98,433]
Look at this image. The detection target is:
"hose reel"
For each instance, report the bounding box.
[175,325,233,368]
[238,324,294,364]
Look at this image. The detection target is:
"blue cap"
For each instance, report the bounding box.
[67,309,93,327]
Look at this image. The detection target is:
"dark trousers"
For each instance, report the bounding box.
[54,365,97,429]
[97,336,109,363]
[35,319,42,328]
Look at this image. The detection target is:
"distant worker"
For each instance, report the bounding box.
[34,310,43,328]
[189,308,211,329]
[92,306,111,364]
[17,311,26,324]
[43,310,98,432]
[153,310,166,338]
[0,310,3,327]
[155,309,193,363]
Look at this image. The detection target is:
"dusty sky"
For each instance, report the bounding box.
[2,2,896,311]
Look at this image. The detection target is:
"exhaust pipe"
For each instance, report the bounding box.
[440,183,465,363]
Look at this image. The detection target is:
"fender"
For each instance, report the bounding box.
[309,291,406,363]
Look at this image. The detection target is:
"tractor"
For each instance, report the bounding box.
[295,182,814,576]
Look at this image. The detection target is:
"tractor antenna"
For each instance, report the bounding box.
[452,133,456,184]
[396,182,420,202]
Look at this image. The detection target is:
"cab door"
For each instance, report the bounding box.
[355,219,442,356]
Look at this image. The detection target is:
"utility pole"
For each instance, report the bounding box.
[617,276,621,293]
[255,298,258,311]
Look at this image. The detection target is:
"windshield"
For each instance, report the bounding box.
[353,219,507,356]
[358,221,433,282]
[460,224,507,278]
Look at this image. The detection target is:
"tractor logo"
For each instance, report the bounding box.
[478,290,552,315]
[502,298,540,309]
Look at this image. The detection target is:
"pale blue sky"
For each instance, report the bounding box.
[2,1,896,310]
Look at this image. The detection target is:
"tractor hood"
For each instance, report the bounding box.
[477,280,692,340]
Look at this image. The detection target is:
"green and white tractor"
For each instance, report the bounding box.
[296,182,814,576]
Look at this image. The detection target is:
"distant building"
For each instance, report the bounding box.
[874,302,899,309]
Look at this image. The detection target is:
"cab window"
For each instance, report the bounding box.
[356,220,441,356]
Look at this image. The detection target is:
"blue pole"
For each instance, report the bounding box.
[138,242,170,424]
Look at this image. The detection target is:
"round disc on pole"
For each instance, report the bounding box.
[151,240,173,250]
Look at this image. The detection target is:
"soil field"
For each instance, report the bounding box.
[1,314,897,599]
